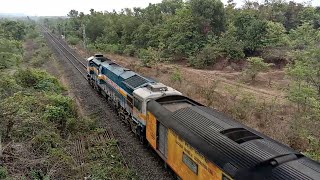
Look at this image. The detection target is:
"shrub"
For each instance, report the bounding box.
[219,33,245,61]
[95,43,124,54]
[0,74,20,100]
[137,48,153,67]
[0,52,22,69]
[14,69,65,93]
[243,57,273,81]
[0,166,8,179]
[31,130,63,154]
[67,36,80,45]
[26,30,39,39]
[123,45,136,57]
[47,94,77,118]
[171,67,183,83]
[67,117,97,135]
[188,45,223,68]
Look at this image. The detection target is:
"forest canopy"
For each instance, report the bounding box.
[46,0,320,68]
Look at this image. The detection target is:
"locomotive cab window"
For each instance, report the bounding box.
[134,97,142,112]
[183,153,198,175]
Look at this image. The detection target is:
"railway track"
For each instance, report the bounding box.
[41,26,128,169]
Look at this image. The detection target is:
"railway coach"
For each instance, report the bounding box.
[87,54,320,180]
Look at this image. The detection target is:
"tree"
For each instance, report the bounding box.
[289,22,320,49]
[158,7,203,59]
[67,9,79,18]
[0,21,26,40]
[287,49,320,96]
[189,0,226,34]
[244,57,273,81]
[263,21,288,47]
[218,24,245,60]
[234,12,268,54]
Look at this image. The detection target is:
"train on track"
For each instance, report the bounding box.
[87,54,320,180]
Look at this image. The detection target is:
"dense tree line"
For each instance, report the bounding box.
[46,0,320,68]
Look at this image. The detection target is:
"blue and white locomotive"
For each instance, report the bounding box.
[87,54,181,139]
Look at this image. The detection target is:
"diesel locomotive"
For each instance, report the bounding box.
[87,54,320,180]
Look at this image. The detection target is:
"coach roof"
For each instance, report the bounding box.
[147,97,320,179]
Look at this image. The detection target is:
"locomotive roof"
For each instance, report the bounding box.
[91,57,153,89]
[147,96,320,179]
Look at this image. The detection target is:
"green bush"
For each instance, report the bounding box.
[123,45,136,56]
[95,43,124,54]
[14,69,65,93]
[0,166,8,179]
[188,45,223,68]
[243,57,273,81]
[67,36,80,45]
[171,67,183,83]
[47,94,77,118]
[137,48,153,67]
[31,130,63,154]
[26,30,39,39]
[0,74,21,100]
[219,33,245,61]
[67,117,97,135]
[0,52,22,69]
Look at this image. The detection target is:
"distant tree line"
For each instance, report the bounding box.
[45,0,320,68]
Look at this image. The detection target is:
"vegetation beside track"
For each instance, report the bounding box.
[0,20,135,179]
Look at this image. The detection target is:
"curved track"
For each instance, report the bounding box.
[42,26,173,179]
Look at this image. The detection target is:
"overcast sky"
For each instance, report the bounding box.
[0,0,319,16]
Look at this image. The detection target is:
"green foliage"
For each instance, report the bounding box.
[31,47,53,67]
[188,0,226,34]
[137,48,154,67]
[30,169,50,180]
[88,140,137,179]
[0,20,27,40]
[158,7,203,58]
[0,166,8,179]
[218,25,245,60]
[14,69,65,93]
[48,0,320,69]
[234,12,268,53]
[244,57,273,81]
[263,21,288,47]
[0,74,21,100]
[123,44,136,56]
[188,44,222,68]
[32,130,63,154]
[66,117,97,135]
[67,35,80,45]
[0,52,22,69]
[170,67,183,83]
[0,38,23,54]
[95,43,124,54]
[289,22,320,49]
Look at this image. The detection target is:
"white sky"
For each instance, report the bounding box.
[0,0,319,16]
